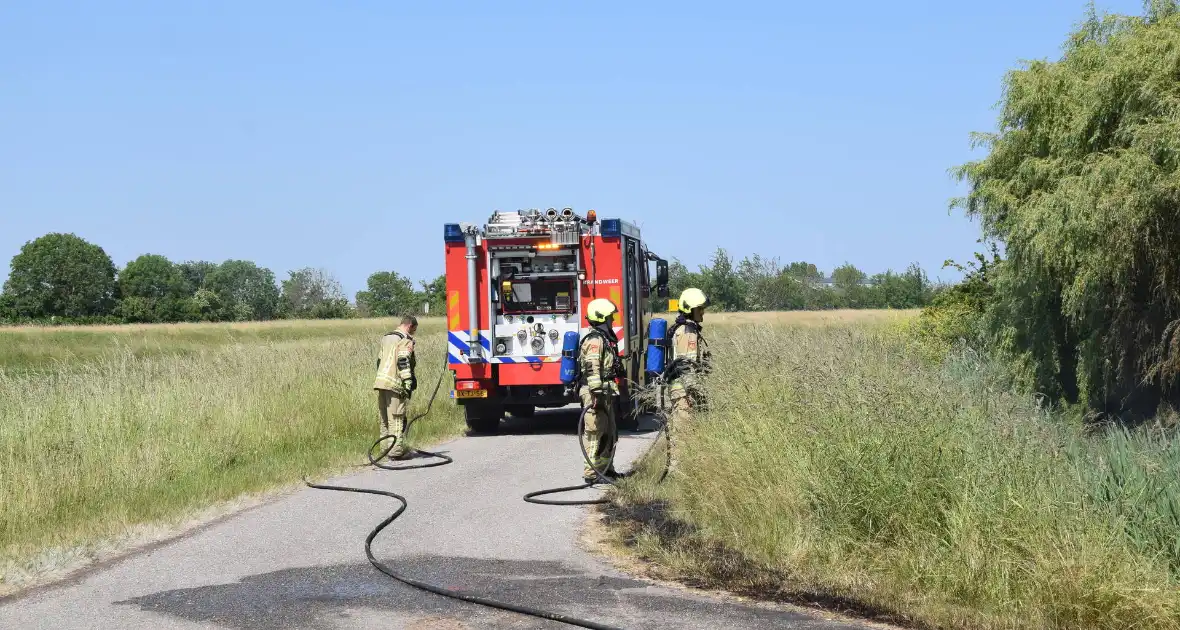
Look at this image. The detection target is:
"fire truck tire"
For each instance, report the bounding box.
[463,404,502,434]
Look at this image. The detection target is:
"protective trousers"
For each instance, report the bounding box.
[579,390,617,480]
[668,380,705,425]
[667,384,703,472]
[377,389,410,459]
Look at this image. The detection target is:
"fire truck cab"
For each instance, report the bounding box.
[443,208,669,434]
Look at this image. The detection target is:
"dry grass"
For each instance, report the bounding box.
[2,315,429,333]
[609,315,1180,630]
[703,309,919,326]
[650,309,919,327]
[0,316,441,372]
[0,317,463,593]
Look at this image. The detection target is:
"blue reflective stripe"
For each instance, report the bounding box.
[448,331,465,348]
[449,331,489,362]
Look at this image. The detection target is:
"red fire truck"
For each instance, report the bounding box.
[442,208,669,434]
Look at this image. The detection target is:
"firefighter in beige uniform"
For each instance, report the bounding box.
[579,298,623,484]
[373,315,418,460]
[667,288,711,428]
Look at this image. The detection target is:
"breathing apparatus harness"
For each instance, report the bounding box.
[303,345,668,629]
[662,315,709,381]
[589,322,622,379]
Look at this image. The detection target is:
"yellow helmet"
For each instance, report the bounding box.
[586,298,618,324]
[678,288,708,314]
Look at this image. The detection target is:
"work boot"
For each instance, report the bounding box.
[583,469,622,485]
[583,472,600,485]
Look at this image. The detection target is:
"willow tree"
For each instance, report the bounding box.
[953,1,1180,415]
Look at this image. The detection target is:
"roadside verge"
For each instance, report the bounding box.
[590,321,1180,630]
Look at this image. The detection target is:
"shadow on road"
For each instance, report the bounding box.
[116,554,844,630]
[467,407,664,440]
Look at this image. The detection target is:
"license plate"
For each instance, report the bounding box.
[453,390,488,399]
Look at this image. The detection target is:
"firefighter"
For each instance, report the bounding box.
[373,315,419,460]
[667,288,711,429]
[579,298,622,483]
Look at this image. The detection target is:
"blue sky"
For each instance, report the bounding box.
[0,0,1145,297]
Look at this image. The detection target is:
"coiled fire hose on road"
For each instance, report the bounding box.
[303,356,672,630]
[360,362,453,471]
[523,391,671,506]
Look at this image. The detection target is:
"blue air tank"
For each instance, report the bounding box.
[645,317,668,376]
[560,330,580,384]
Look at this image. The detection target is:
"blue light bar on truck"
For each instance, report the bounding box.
[600,219,622,237]
[444,223,465,243]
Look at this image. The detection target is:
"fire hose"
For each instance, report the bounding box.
[523,391,671,506]
[356,361,454,471]
[303,357,673,629]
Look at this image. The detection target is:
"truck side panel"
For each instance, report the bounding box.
[444,239,491,365]
[579,234,624,355]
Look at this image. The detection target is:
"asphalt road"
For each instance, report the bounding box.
[0,409,871,630]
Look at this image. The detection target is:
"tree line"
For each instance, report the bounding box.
[661,248,937,312]
[0,233,940,326]
[918,1,1180,419]
[0,232,445,325]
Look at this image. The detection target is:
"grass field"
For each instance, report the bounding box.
[611,313,1180,630]
[7,309,1178,629]
[0,317,421,373]
[0,310,911,594]
[0,316,464,594]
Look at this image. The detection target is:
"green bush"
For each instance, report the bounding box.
[912,248,1000,357]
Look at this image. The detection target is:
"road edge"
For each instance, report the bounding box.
[0,430,466,604]
[576,505,911,630]
[0,481,300,604]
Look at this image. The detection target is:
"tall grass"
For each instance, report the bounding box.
[0,318,462,590]
[1072,427,1180,579]
[0,317,412,373]
[612,319,1180,630]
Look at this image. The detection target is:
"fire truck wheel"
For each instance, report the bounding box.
[506,404,535,418]
[463,404,502,435]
